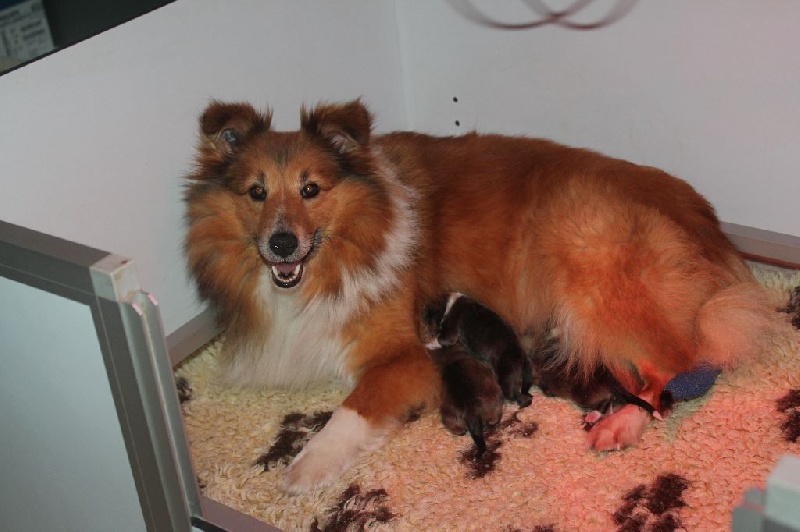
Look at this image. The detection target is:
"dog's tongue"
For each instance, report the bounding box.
[275,262,300,275]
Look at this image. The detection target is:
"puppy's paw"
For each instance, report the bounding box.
[585,404,651,451]
[282,407,389,494]
[516,392,533,408]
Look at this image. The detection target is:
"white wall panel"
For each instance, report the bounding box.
[396,1,800,237]
[3,1,799,336]
[0,0,407,335]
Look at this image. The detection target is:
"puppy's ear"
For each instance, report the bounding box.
[300,99,373,155]
[199,101,271,157]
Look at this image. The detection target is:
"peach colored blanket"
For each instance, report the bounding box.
[177,265,800,531]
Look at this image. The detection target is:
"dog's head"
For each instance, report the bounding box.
[188,99,399,299]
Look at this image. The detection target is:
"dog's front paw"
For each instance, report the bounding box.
[586,403,651,451]
[283,445,346,493]
[282,407,389,493]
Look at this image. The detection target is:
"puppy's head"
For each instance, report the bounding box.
[187,99,396,300]
[421,292,470,349]
[420,293,450,348]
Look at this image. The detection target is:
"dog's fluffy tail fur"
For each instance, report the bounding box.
[695,281,784,369]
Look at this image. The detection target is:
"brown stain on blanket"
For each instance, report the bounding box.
[255,410,333,470]
[459,409,539,479]
[613,473,690,532]
[776,389,800,443]
[312,483,395,532]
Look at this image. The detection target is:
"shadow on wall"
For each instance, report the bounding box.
[446,0,638,31]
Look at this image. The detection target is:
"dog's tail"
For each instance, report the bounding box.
[466,416,487,457]
[695,281,786,369]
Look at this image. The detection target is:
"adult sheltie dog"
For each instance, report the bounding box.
[184,99,778,492]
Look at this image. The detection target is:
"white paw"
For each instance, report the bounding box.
[586,404,651,451]
[282,407,388,493]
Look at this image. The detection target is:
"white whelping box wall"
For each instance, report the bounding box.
[1,0,799,338]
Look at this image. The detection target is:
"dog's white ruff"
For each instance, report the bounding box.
[222,278,353,389]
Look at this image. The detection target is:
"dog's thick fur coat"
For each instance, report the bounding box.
[184,99,778,491]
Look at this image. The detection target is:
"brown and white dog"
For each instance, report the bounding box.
[184,99,779,492]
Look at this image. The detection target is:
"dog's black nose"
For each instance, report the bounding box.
[268,232,298,258]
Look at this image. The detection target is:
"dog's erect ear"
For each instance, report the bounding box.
[300,99,373,155]
[199,101,271,157]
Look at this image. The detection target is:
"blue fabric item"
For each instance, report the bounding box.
[664,367,721,400]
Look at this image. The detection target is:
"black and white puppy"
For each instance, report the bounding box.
[424,292,534,408]
[423,292,533,456]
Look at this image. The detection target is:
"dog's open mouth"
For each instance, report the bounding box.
[270,261,304,289]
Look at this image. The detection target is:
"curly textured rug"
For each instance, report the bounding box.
[176,264,800,531]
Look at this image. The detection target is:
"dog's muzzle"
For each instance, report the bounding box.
[259,231,311,289]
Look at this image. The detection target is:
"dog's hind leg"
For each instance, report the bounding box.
[584,279,781,452]
[585,402,652,451]
[584,360,673,450]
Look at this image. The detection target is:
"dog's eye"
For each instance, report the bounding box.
[248,184,266,202]
[300,182,320,199]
